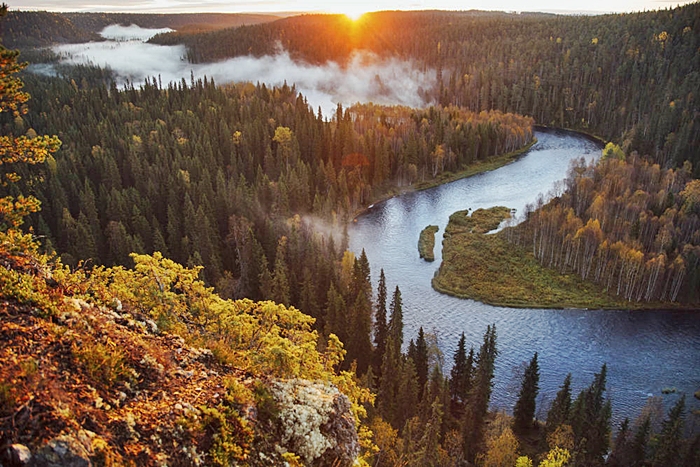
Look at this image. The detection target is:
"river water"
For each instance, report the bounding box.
[348,129,700,424]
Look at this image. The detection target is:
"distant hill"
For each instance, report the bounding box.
[0,11,279,48]
[149,6,700,173]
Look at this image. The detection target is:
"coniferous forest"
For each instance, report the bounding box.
[0,3,699,467]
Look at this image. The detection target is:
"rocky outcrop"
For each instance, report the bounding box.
[270,379,359,466]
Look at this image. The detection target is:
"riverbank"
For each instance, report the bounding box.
[354,137,538,219]
[432,207,688,310]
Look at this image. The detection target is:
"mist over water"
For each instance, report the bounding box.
[99,24,174,41]
[50,24,436,115]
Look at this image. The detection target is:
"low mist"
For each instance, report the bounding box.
[51,25,436,115]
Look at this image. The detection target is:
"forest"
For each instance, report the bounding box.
[0,10,278,48]
[503,146,700,303]
[147,5,700,173]
[0,3,699,466]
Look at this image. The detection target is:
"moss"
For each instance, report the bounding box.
[418,225,439,261]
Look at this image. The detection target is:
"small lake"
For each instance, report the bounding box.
[349,129,700,424]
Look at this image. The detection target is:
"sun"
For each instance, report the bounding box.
[335,5,371,21]
[343,9,366,21]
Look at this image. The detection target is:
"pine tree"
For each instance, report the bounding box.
[373,268,388,376]
[0,21,60,231]
[348,290,373,375]
[630,416,650,467]
[462,324,497,462]
[546,373,572,434]
[651,395,685,467]
[415,396,445,466]
[388,285,403,349]
[414,327,429,401]
[513,352,540,433]
[396,357,419,430]
[449,333,473,421]
[570,364,611,467]
[378,336,401,427]
[606,418,630,467]
[271,236,290,306]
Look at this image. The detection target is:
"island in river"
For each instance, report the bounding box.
[432,206,693,310]
[418,225,439,261]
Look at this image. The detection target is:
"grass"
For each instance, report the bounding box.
[418,225,439,261]
[432,207,633,309]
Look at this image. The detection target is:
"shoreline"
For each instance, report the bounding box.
[352,137,538,220]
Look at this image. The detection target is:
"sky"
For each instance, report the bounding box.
[9,0,697,15]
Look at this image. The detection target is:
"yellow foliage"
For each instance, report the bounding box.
[538,447,571,467]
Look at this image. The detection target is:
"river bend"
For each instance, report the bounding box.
[348,129,700,423]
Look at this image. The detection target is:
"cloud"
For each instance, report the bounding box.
[50,25,436,115]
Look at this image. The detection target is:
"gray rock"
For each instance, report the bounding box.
[269,379,359,467]
[6,444,32,465]
[31,432,93,467]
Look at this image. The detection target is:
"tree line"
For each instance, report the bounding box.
[0,11,277,49]
[8,72,530,299]
[149,5,700,175]
[503,144,700,304]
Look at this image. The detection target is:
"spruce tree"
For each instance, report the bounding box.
[373,269,388,376]
[546,373,572,434]
[651,395,685,467]
[414,327,429,401]
[449,333,473,420]
[570,364,611,467]
[397,357,419,430]
[606,418,630,467]
[630,416,650,467]
[513,352,540,433]
[388,286,403,349]
[462,324,497,462]
[271,236,290,306]
[378,335,400,427]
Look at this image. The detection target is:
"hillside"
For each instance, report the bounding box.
[0,246,367,466]
[0,11,279,49]
[150,6,700,173]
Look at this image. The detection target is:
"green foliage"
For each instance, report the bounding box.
[602,142,625,161]
[513,352,540,433]
[569,364,611,466]
[252,381,279,424]
[73,340,135,388]
[418,225,439,261]
[198,404,253,466]
[651,395,685,467]
[462,324,497,462]
[159,6,700,172]
[0,381,14,414]
[546,374,572,435]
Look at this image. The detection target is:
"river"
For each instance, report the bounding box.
[348,128,700,424]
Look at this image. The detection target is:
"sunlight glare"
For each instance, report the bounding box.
[338,6,370,21]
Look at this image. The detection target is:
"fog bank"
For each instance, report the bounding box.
[51,25,436,115]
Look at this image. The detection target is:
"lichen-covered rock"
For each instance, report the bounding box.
[31,431,93,467]
[28,430,115,467]
[270,379,359,466]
